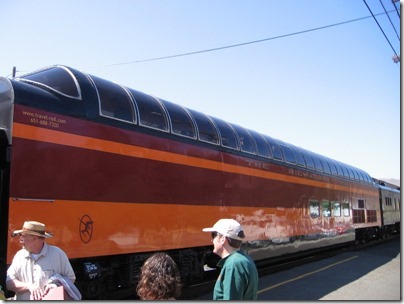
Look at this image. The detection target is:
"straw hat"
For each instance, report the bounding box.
[11,221,53,238]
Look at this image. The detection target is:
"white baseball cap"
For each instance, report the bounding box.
[202,219,245,241]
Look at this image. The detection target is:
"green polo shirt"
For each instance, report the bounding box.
[213,250,258,300]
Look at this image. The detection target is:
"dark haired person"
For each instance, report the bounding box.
[136,252,182,300]
[203,218,258,300]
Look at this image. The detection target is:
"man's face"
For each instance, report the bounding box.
[211,232,225,257]
[19,233,37,252]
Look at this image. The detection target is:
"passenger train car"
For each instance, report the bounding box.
[0,65,400,299]
[374,178,400,238]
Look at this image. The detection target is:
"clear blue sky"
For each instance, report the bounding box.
[0,0,400,180]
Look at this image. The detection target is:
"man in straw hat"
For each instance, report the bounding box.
[202,218,258,300]
[6,221,76,300]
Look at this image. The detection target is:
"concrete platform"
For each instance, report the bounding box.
[320,247,400,300]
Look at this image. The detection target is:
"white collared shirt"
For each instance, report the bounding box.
[6,243,76,300]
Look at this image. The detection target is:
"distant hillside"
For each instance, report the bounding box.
[378,178,400,188]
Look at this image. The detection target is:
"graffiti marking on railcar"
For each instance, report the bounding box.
[79,214,94,244]
[22,110,67,129]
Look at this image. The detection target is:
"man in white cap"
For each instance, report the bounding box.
[6,221,76,300]
[202,218,258,300]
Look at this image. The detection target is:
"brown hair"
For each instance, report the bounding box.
[227,237,243,248]
[136,252,182,300]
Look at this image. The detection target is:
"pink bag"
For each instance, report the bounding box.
[41,286,73,300]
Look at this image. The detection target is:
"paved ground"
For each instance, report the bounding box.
[320,239,400,300]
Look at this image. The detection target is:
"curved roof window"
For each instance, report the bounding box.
[129,89,168,131]
[340,164,350,178]
[312,155,324,172]
[320,158,332,175]
[302,152,315,170]
[189,110,219,144]
[292,147,307,167]
[350,167,360,181]
[231,124,256,154]
[346,166,355,179]
[332,160,344,176]
[363,171,372,183]
[18,66,81,99]
[279,143,296,164]
[327,160,338,175]
[357,170,365,182]
[249,130,271,158]
[160,99,196,139]
[212,117,239,150]
[90,76,135,122]
[263,136,283,161]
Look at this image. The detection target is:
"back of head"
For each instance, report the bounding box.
[137,253,182,300]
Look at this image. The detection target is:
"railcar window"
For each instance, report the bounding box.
[353,209,365,223]
[129,89,168,131]
[341,165,350,178]
[332,202,341,217]
[189,110,219,144]
[357,170,365,182]
[322,201,331,217]
[355,170,361,181]
[264,136,283,161]
[20,66,81,99]
[91,76,135,122]
[313,156,323,172]
[231,124,256,154]
[333,161,344,176]
[303,153,315,170]
[328,161,338,175]
[342,202,350,216]
[249,130,271,158]
[320,159,331,174]
[346,167,355,180]
[350,169,357,180]
[356,171,363,182]
[160,99,196,138]
[362,172,371,183]
[279,144,296,164]
[212,118,239,149]
[292,148,306,167]
[309,201,320,218]
[367,210,377,222]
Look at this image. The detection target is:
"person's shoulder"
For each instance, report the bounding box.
[226,251,247,263]
[46,243,68,255]
[233,251,256,265]
[235,250,250,259]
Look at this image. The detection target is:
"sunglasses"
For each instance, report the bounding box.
[211,232,220,239]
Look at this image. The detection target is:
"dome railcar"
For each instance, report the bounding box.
[0,65,399,299]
